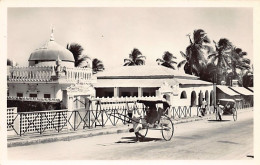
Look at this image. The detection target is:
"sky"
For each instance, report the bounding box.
[7,7,253,69]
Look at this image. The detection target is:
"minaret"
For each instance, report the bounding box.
[50,26,55,41]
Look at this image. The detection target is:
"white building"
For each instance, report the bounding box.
[94,65,215,107]
[7,32,96,110]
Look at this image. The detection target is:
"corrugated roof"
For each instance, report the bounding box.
[217,85,240,96]
[96,65,198,79]
[229,87,253,96]
[94,78,179,88]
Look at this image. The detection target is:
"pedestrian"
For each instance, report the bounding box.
[201,98,207,116]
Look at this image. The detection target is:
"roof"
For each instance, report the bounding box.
[28,40,75,62]
[94,77,211,88]
[177,79,212,85]
[94,78,179,88]
[217,85,240,96]
[96,65,198,79]
[229,87,253,96]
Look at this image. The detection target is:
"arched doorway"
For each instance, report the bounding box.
[205,90,209,104]
[191,91,197,107]
[198,90,203,107]
[210,90,214,106]
[180,91,187,99]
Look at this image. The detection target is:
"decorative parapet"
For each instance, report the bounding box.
[8,66,96,84]
[65,67,96,84]
[8,66,55,82]
[7,96,60,102]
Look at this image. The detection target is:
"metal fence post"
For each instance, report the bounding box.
[74,111,76,131]
[19,113,22,136]
[40,113,42,134]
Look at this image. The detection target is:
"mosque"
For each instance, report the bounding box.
[7,31,253,112]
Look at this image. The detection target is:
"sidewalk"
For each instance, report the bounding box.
[7,108,253,147]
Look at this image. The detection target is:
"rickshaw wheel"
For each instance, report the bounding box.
[160,117,174,141]
[232,108,237,121]
[139,125,148,137]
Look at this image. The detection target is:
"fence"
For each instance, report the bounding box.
[10,99,251,136]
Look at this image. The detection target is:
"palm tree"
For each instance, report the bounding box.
[66,43,90,67]
[124,48,146,66]
[230,47,251,85]
[185,29,213,77]
[156,51,177,69]
[92,58,104,74]
[177,51,194,75]
[207,38,233,84]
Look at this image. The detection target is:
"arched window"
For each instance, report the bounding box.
[198,91,203,106]
[191,91,197,107]
[180,91,187,99]
[205,90,209,104]
[210,90,214,106]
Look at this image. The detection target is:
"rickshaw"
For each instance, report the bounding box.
[216,99,237,121]
[130,99,174,141]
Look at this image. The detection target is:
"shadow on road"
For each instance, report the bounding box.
[115,136,162,143]
[207,119,231,122]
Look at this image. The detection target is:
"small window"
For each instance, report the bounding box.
[17,93,23,97]
[29,93,37,98]
[44,94,51,98]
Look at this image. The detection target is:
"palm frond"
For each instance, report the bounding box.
[156,58,164,63]
[177,60,187,68]
[169,61,177,64]
[180,51,187,59]
[207,53,217,59]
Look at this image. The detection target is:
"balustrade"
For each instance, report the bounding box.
[8,66,95,83]
[8,66,54,82]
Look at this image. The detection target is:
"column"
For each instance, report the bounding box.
[114,87,119,97]
[138,87,142,97]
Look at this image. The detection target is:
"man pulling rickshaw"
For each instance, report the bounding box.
[129,99,174,142]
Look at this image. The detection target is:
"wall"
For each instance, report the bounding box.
[172,85,214,107]
[8,83,63,100]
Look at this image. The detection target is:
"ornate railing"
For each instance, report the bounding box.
[8,66,54,82]
[65,67,95,83]
[8,66,95,83]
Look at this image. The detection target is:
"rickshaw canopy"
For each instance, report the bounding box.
[217,99,236,107]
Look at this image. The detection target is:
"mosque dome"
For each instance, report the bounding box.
[28,31,75,66]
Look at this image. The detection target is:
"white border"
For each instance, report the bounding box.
[1,0,259,165]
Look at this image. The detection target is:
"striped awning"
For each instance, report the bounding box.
[217,85,240,96]
[229,87,253,96]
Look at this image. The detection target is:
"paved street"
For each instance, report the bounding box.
[8,110,253,160]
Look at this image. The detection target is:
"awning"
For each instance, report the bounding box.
[247,87,253,92]
[217,85,240,96]
[229,87,253,96]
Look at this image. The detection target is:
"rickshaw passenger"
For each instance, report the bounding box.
[146,104,159,124]
[224,103,232,114]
